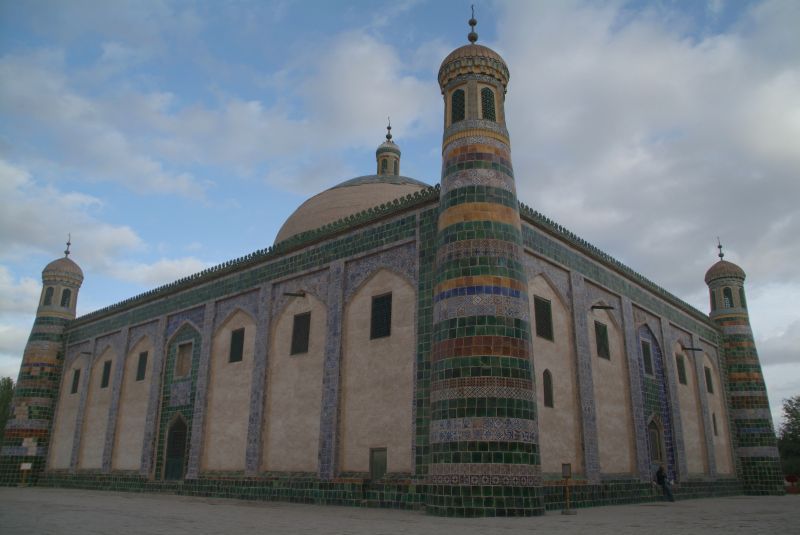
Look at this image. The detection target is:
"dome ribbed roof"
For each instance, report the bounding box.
[438,44,510,90]
[274,174,430,244]
[704,260,745,284]
[43,256,84,282]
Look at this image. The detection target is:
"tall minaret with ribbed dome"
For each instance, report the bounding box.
[0,239,84,485]
[427,13,543,516]
[704,243,783,495]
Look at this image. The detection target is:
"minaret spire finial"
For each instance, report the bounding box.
[468,5,478,43]
[386,116,392,141]
[717,237,724,260]
[64,233,72,257]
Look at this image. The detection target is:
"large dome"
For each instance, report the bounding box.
[274,174,430,244]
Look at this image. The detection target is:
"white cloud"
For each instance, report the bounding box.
[108,257,211,287]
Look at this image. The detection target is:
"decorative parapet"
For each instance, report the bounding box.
[518,202,715,330]
[70,185,441,327]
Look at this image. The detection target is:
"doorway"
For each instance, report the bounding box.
[164,416,187,480]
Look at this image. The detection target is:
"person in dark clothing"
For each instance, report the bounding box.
[656,465,674,502]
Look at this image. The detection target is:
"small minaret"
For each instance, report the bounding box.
[427,12,543,516]
[376,119,400,176]
[705,241,783,495]
[0,238,83,485]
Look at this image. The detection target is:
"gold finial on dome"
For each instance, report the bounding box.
[717,237,724,260]
[64,233,72,257]
[468,5,478,43]
[386,117,392,141]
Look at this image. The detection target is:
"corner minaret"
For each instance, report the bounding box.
[0,238,83,485]
[376,120,401,176]
[705,242,783,495]
[427,13,543,516]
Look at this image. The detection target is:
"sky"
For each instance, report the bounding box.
[0,0,798,428]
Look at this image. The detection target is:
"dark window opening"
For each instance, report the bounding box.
[175,343,192,378]
[739,287,747,309]
[70,369,80,394]
[543,369,554,408]
[291,312,311,355]
[704,366,714,394]
[710,291,717,311]
[642,340,654,376]
[229,328,245,363]
[43,287,54,306]
[481,87,496,121]
[676,354,687,385]
[723,287,733,308]
[380,158,388,174]
[100,360,112,389]
[60,288,72,308]
[648,420,664,462]
[451,88,465,123]
[164,417,187,481]
[370,447,387,481]
[393,160,398,175]
[534,296,554,341]
[136,351,148,381]
[370,293,392,339]
[712,412,719,436]
[595,320,610,359]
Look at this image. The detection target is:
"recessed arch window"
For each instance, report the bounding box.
[648,420,665,463]
[739,287,747,309]
[380,158,387,174]
[60,288,72,308]
[43,286,54,306]
[723,287,733,308]
[710,290,717,311]
[481,87,496,121]
[712,412,719,436]
[393,160,398,175]
[676,354,687,385]
[543,369,554,408]
[451,88,465,123]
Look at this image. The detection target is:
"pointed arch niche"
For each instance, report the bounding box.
[49,350,91,469]
[339,268,415,476]
[588,301,635,475]
[78,345,116,469]
[202,308,256,472]
[703,353,734,475]
[112,334,154,470]
[261,293,327,472]
[672,342,708,476]
[529,273,582,475]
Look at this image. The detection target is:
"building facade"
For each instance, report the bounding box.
[0,19,784,516]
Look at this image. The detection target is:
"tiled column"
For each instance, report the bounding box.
[569,272,600,482]
[245,283,272,476]
[659,318,688,482]
[620,297,650,480]
[318,261,345,479]
[186,301,216,479]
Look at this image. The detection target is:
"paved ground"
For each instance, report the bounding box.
[0,487,797,534]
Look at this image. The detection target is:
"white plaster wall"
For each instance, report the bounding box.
[529,275,582,474]
[339,269,414,474]
[78,347,115,469]
[705,355,734,474]
[589,308,635,475]
[112,336,153,470]
[675,348,708,476]
[202,310,256,471]
[262,296,326,472]
[48,358,84,469]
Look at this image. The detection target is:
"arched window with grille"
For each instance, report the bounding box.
[451,88,465,123]
[380,158,387,174]
[43,286,54,306]
[723,287,733,308]
[481,87,496,121]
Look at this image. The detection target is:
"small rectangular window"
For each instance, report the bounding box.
[136,352,148,381]
[290,312,311,355]
[534,296,554,341]
[175,342,192,378]
[594,321,610,359]
[712,413,719,436]
[100,360,112,389]
[369,447,387,481]
[676,355,687,385]
[704,366,714,394]
[70,369,80,394]
[642,340,654,375]
[229,328,245,363]
[370,293,392,339]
